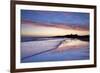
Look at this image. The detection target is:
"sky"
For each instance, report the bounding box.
[21,10,90,37]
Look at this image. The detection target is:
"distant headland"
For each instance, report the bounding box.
[21,34,89,42]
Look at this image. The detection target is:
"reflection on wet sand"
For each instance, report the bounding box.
[56,39,89,52]
[21,38,89,63]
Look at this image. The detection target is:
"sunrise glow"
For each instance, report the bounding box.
[21,23,89,37]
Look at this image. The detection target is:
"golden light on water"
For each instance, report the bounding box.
[56,39,89,52]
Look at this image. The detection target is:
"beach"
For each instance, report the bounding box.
[21,38,89,63]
